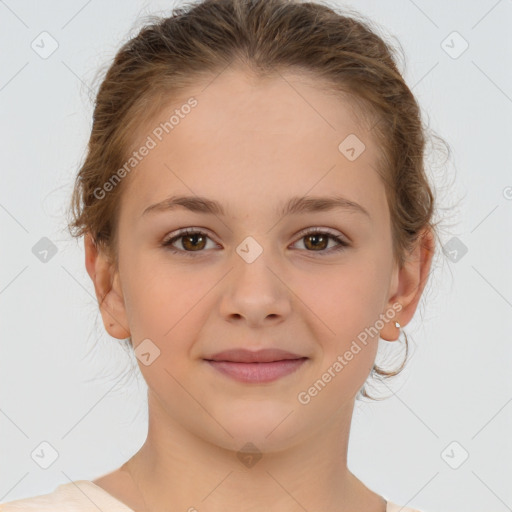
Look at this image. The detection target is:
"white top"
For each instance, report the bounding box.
[0,481,426,512]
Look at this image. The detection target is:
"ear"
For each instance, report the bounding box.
[380,227,436,342]
[84,232,130,340]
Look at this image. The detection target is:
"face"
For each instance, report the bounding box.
[99,67,406,453]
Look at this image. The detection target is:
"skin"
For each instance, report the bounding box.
[85,64,435,512]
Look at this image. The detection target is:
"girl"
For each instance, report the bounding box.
[1,0,441,510]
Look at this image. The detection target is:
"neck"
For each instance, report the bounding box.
[123,391,386,512]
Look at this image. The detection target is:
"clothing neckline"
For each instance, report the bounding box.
[60,480,137,511]
[66,480,397,512]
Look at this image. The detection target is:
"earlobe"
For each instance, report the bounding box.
[380,227,435,342]
[84,232,131,340]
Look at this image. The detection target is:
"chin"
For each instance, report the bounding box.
[206,401,304,454]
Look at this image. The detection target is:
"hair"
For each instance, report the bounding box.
[67,0,450,400]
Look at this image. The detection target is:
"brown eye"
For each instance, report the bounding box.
[181,232,207,251]
[162,228,349,258]
[162,229,217,256]
[303,233,329,251]
[292,229,349,255]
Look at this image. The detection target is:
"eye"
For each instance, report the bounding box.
[161,227,349,257]
[291,227,349,255]
[161,228,219,256]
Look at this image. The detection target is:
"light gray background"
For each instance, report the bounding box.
[1,1,511,511]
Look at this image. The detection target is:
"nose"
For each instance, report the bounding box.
[218,245,292,328]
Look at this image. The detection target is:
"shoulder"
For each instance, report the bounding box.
[386,501,428,512]
[0,481,133,512]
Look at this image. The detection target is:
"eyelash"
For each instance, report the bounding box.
[161,227,350,257]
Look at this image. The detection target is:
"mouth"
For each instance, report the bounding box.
[203,348,308,383]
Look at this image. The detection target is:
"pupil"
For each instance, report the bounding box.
[184,234,205,250]
[308,234,326,250]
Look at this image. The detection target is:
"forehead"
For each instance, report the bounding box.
[119,66,386,222]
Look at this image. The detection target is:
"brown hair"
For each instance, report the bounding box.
[67,0,447,400]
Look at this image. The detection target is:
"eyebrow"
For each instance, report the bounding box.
[142,194,370,219]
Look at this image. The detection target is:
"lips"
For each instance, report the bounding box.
[205,348,305,363]
[204,348,308,383]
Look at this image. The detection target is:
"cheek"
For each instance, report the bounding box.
[122,253,211,333]
[126,280,206,402]
[121,264,216,381]
[297,257,388,340]
[296,257,389,394]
